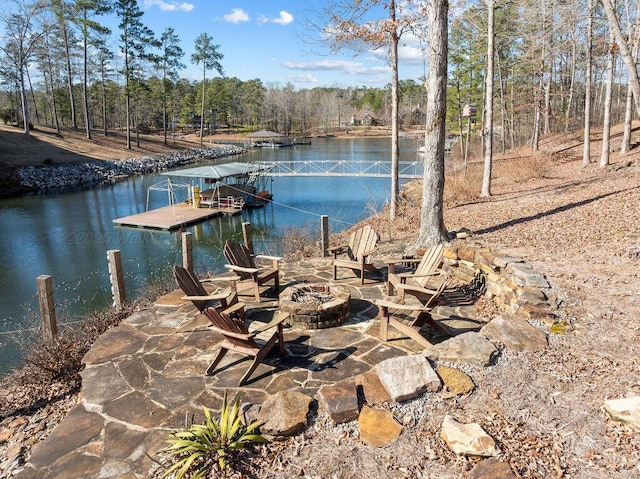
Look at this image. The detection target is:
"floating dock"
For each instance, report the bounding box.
[113,203,240,230]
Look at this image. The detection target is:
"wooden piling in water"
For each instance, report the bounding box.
[37,275,57,340]
[242,222,253,254]
[107,249,126,309]
[181,232,193,272]
[321,215,330,257]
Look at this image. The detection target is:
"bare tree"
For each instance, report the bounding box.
[415,0,449,248]
[600,31,615,167]
[0,0,47,136]
[601,0,640,114]
[583,0,594,166]
[317,0,405,219]
[481,0,495,197]
[73,0,112,139]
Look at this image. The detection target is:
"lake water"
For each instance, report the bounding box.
[0,137,422,373]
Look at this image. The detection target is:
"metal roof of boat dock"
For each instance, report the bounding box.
[162,161,271,180]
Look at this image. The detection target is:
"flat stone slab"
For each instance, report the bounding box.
[318,381,359,424]
[358,406,403,447]
[480,314,548,352]
[375,355,441,402]
[27,405,103,469]
[424,332,497,368]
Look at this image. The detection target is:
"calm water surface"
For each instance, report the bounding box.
[0,137,422,373]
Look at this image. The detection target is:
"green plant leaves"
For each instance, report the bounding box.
[161,390,268,478]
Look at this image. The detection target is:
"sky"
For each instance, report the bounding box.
[102,0,427,89]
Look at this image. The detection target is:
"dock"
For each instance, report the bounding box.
[113,203,241,230]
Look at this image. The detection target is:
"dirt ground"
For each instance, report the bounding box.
[1,125,640,478]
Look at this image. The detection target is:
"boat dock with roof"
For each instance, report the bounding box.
[113,162,272,230]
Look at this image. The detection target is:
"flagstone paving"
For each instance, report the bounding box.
[15,258,484,479]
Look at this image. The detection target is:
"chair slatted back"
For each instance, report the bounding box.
[414,244,444,288]
[224,240,256,280]
[173,264,213,313]
[349,225,378,262]
[203,307,258,350]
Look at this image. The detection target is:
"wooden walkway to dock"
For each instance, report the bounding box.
[113,203,241,230]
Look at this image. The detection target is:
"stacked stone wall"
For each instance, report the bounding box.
[442,242,557,326]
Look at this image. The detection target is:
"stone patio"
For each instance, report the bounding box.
[14,255,526,479]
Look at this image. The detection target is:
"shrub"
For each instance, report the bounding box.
[162,392,267,477]
[280,225,320,260]
[498,156,549,183]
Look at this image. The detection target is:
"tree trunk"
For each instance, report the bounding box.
[200,64,206,146]
[62,20,77,129]
[601,0,640,115]
[19,68,30,137]
[415,0,449,249]
[389,0,399,220]
[621,83,634,154]
[81,8,91,139]
[620,0,640,154]
[481,0,494,197]
[44,35,60,134]
[26,67,39,125]
[601,33,615,168]
[564,35,576,133]
[583,0,593,166]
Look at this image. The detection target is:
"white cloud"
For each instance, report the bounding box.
[223,8,250,23]
[282,60,388,76]
[287,73,318,84]
[272,11,294,25]
[143,0,194,12]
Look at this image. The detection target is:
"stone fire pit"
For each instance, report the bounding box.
[279,283,351,329]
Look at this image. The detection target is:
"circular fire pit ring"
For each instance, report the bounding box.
[279,283,351,330]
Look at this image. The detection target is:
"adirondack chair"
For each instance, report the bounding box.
[329,225,379,285]
[172,265,245,320]
[375,277,452,348]
[203,307,288,386]
[385,244,444,298]
[223,240,281,302]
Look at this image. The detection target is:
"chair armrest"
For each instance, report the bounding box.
[210,326,252,341]
[361,246,378,259]
[394,271,441,280]
[224,264,259,274]
[255,254,282,262]
[385,257,420,265]
[252,311,289,333]
[375,299,432,313]
[328,244,349,256]
[394,283,439,296]
[182,292,230,301]
[200,275,242,283]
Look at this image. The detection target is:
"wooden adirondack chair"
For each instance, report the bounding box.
[376,277,452,348]
[203,307,288,386]
[329,225,379,285]
[385,243,444,298]
[223,240,281,302]
[172,265,245,320]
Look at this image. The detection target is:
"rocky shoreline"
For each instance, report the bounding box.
[3,144,244,197]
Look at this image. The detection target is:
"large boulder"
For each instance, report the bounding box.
[374,355,441,402]
[257,390,313,436]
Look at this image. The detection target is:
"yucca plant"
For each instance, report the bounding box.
[162,392,267,478]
